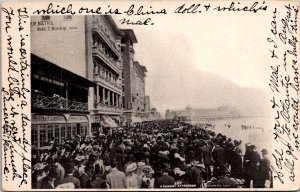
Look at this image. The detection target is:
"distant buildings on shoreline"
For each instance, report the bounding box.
[165,106,241,121]
[30,15,160,148]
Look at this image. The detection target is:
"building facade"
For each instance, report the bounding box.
[31,16,96,148]
[121,29,149,124]
[31,15,152,147]
[31,54,94,148]
[87,16,123,131]
[30,15,125,147]
[148,108,162,121]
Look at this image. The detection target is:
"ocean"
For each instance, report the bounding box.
[192,117,273,151]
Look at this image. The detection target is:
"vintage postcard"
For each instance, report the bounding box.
[1,0,299,191]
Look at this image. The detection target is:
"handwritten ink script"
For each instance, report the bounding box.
[32,1,268,25]
[267,4,299,185]
[2,6,31,188]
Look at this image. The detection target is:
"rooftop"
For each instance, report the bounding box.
[120,29,138,43]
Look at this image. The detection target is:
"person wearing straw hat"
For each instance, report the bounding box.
[78,165,90,188]
[33,163,47,189]
[141,165,155,188]
[126,163,138,188]
[55,182,75,189]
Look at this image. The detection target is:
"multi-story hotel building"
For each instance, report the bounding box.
[87,16,123,131]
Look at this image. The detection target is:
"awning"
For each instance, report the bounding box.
[132,116,143,123]
[103,115,118,127]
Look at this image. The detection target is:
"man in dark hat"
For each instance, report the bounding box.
[53,158,65,186]
[207,165,237,188]
[154,167,175,188]
[59,162,81,188]
[200,142,213,182]
[90,171,107,188]
[185,159,203,188]
[257,149,271,188]
[61,145,72,168]
[244,145,261,188]
[212,142,226,178]
[41,168,57,189]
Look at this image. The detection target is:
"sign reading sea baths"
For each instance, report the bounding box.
[30,19,78,31]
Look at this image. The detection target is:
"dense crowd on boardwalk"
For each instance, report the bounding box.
[32,120,272,189]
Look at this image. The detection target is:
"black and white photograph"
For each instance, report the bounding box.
[1,0,299,191]
[29,14,274,189]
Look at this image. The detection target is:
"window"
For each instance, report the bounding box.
[54,124,60,142]
[67,125,72,138]
[40,125,47,147]
[47,125,53,142]
[61,125,66,140]
[63,15,72,20]
[80,123,88,135]
[71,124,77,136]
[41,15,50,20]
[31,125,38,147]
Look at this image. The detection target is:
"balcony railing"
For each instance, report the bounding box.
[93,74,122,90]
[92,46,121,74]
[67,100,88,111]
[94,102,123,112]
[32,94,88,111]
[92,25,120,57]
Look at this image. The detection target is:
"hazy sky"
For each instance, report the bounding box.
[113,7,270,114]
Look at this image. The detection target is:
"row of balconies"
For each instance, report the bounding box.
[92,46,122,73]
[92,24,120,57]
[93,74,122,90]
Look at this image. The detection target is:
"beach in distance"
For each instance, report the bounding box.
[192,117,272,151]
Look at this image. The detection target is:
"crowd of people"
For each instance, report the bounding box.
[32,120,272,189]
[241,125,264,132]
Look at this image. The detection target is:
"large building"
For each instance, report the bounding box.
[30,16,118,147]
[165,106,241,121]
[87,16,123,132]
[31,15,152,147]
[121,29,149,124]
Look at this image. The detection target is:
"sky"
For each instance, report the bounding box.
[112,6,271,115]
